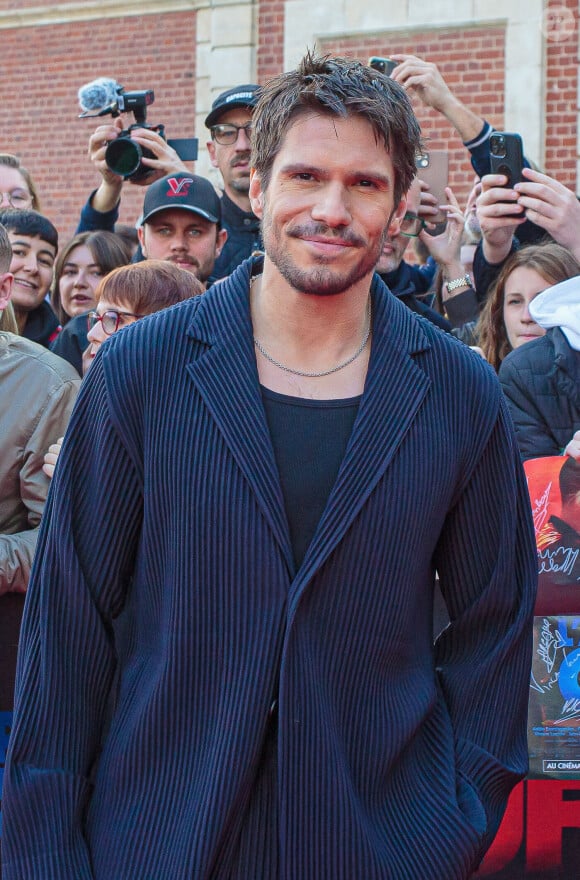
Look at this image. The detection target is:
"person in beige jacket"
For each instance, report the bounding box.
[0,221,79,711]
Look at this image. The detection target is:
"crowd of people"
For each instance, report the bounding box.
[0,48,576,877]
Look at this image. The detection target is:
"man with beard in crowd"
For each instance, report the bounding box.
[205,84,263,280]
[375,177,479,333]
[54,172,226,374]
[137,172,226,286]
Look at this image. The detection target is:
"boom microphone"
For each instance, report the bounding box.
[78,77,121,115]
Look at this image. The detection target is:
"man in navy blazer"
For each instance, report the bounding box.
[3,52,537,879]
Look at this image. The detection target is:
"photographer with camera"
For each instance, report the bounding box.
[76,79,196,236]
[76,119,189,232]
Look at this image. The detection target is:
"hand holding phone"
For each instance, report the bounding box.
[415,150,449,225]
[368,56,399,77]
[489,132,524,187]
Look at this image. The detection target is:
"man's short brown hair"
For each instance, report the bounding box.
[251,50,422,205]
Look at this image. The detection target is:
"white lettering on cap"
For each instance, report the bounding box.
[226,92,254,103]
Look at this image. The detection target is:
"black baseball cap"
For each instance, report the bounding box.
[205,84,261,129]
[142,174,221,226]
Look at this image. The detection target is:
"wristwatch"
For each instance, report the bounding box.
[445,273,472,293]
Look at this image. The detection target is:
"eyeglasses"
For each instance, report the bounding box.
[399,211,427,238]
[87,309,144,336]
[0,189,32,209]
[210,122,253,145]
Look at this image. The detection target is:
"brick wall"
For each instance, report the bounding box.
[544,0,578,189]
[0,12,197,243]
[256,0,285,82]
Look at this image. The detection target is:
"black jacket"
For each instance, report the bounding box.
[499,327,580,458]
[22,300,61,349]
[50,314,88,376]
[379,261,451,332]
[210,192,262,282]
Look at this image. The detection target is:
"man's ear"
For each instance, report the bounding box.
[249,170,264,219]
[207,141,219,169]
[215,228,228,258]
[0,272,13,310]
[387,196,407,237]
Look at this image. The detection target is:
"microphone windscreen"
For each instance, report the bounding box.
[78,78,120,113]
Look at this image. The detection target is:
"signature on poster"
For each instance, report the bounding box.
[530,617,580,725]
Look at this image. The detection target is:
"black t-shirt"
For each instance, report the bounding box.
[261,386,361,568]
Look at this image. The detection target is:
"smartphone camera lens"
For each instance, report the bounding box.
[491,136,505,157]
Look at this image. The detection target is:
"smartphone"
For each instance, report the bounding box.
[368,56,398,77]
[489,132,524,187]
[415,150,449,225]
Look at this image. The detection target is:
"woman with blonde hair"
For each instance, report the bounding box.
[0,153,41,212]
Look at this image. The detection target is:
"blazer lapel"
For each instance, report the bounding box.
[185,263,294,573]
[290,277,433,600]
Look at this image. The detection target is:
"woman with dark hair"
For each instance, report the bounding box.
[0,208,59,347]
[50,230,131,325]
[476,243,580,371]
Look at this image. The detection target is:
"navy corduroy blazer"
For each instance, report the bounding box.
[3,259,537,879]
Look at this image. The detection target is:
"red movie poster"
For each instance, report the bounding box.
[477,457,580,878]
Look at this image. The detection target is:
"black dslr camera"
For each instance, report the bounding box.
[78,79,197,182]
[104,90,161,182]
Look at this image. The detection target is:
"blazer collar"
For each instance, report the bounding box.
[186,260,295,570]
[185,260,433,586]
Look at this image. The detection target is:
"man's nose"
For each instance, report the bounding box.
[311,183,352,227]
[235,126,251,151]
[170,234,189,250]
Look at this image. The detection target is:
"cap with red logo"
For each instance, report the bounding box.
[142,174,221,226]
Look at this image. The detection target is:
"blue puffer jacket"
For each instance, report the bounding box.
[499,327,580,459]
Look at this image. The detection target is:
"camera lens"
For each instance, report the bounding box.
[105,138,142,178]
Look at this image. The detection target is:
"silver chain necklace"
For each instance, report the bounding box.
[251,277,372,378]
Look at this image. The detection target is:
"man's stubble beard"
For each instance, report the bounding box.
[261,206,389,297]
[229,177,251,196]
